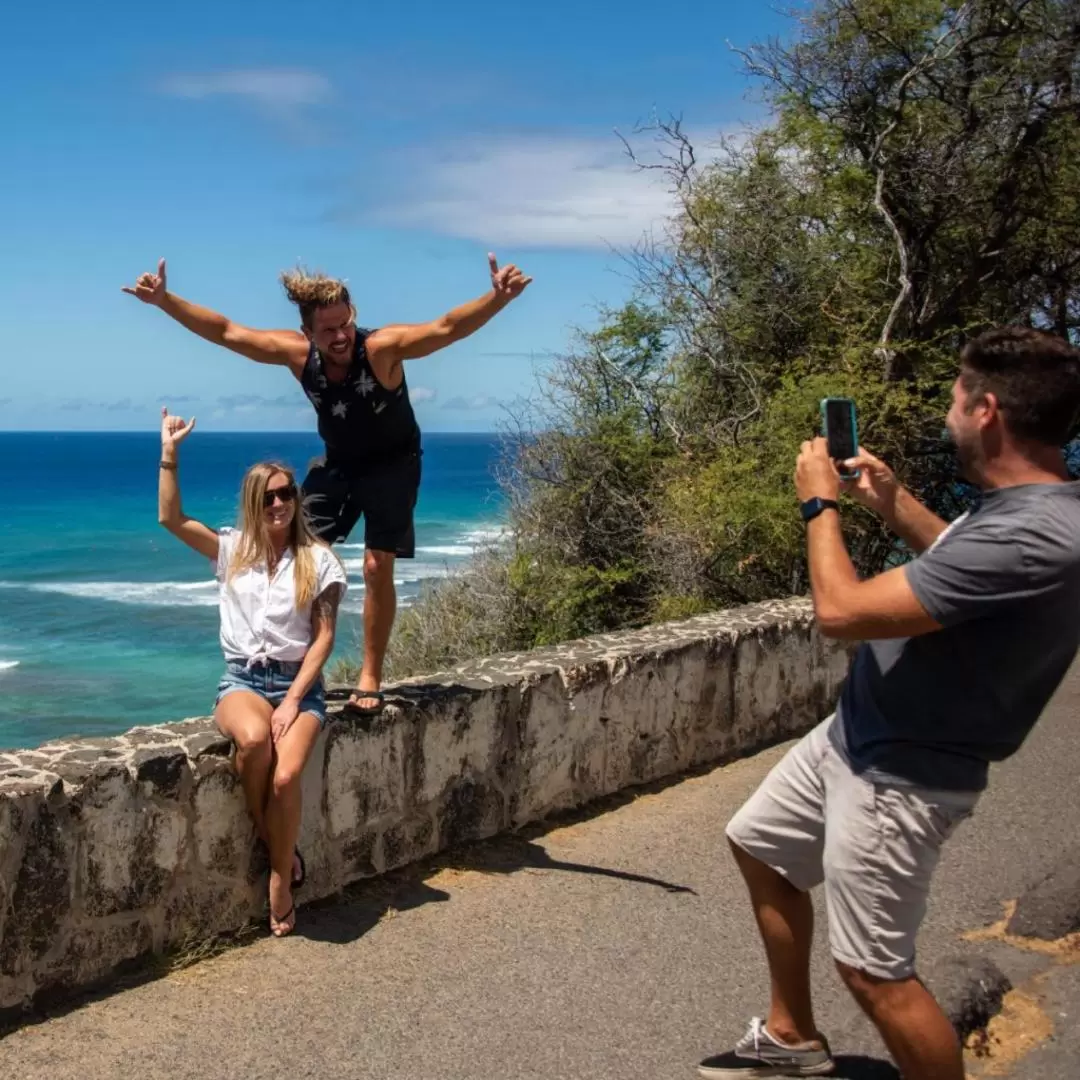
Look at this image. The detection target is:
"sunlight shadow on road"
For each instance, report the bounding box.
[434,834,698,895]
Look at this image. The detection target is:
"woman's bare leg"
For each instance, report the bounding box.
[214,693,273,842]
[265,712,323,935]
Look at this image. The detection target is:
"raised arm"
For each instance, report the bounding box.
[366,253,532,377]
[797,439,941,640]
[841,449,949,554]
[124,260,308,376]
[158,407,220,561]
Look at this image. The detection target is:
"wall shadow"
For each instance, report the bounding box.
[295,877,451,945]
[433,833,697,895]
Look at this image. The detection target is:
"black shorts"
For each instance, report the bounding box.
[300,452,421,556]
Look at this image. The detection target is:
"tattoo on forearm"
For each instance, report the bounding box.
[312,583,343,631]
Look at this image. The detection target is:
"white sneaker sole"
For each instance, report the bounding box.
[697,1058,836,1079]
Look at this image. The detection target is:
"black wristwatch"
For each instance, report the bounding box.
[800,497,839,523]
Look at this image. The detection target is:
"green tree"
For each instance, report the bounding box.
[367,0,1080,681]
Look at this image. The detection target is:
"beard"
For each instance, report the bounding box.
[950,430,980,484]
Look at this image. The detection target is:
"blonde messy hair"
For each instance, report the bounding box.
[229,461,340,609]
[279,267,354,329]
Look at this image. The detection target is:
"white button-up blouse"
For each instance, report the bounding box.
[214,528,348,664]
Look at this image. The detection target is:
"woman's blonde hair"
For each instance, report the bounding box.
[228,462,333,608]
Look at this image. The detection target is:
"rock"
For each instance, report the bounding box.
[52,761,128,790]
[79,770,189,917]
[340,829,378,879]
[0,797,76,976]
[380,815,437,873]
[184,731,231,759]
[324,719,408,837]
[1007,846,1080,941]
[191,769,252,880]
[33,919,154,1012]
[133,748,191,799]
[438,779,507,849]
[922,953,1012,1037]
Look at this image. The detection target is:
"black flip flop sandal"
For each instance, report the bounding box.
[343,690,386,718]
[269,904,295,938]
[292,847,306,890]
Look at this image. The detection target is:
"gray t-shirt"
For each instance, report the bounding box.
[830,481,1080,791]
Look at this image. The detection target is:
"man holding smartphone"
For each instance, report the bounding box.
[701,327,1080,1080]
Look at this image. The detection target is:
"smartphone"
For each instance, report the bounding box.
[820,397,859,478]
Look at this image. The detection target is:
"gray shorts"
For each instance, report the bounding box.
[726,718,979,980]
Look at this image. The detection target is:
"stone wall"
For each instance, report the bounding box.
[0,597,850,1018]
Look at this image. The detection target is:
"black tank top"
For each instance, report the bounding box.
[299,329,421,468]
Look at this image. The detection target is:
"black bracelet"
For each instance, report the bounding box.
[159,460,178,471]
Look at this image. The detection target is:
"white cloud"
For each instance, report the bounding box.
[409,385,437,403]
[443,394,497,411]
[368,133,682,251]
[158,69,331,109]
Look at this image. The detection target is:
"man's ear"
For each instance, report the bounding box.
[301,325,312,342]
[979,390,1001,431]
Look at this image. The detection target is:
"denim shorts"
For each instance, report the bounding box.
[214,659,328,727]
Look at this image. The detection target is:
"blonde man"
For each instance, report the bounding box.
[126,255,531,714]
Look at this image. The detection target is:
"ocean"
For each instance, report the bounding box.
[0,432,505,751]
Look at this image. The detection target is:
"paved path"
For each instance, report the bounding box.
[3,669,1080,1079]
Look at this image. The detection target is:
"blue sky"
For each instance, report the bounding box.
[0,1,791,433]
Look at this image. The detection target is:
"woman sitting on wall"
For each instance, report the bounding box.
[157,407,346,937]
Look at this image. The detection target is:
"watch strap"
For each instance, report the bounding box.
[800,497,839,523]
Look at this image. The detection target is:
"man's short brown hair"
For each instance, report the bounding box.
[960,326,1080,446]
[279,268,352,329]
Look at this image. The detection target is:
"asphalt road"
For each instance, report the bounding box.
[3,666,1080,1080]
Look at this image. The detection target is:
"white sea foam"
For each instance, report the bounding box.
[398,562,455,584]
[459,524,510,545]
[336,522,508,561]
[0,580,219,608]
[0,661,19,672]
[341,559,453,582]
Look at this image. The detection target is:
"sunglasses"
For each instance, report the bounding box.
[263,483,297,509]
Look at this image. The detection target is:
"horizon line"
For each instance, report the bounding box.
[0,429,506,436]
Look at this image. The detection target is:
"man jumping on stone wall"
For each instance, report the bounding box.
[123,254,532,716]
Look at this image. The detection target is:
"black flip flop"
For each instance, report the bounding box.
[343,690,386,718]
[269,904,295,938]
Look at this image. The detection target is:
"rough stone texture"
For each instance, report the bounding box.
[1006,843,1080,941]
[0,596,849,1013]
[921,953,1012,1037]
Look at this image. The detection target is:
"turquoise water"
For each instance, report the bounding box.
[0,432,505,750]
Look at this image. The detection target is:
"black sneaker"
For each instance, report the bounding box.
[698,1017,835,1077]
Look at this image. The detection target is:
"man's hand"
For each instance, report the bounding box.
[489,252,532,302]
[271,698,301,744]
[123,259,168,306]
[795,437,842,503]
[840,449,901,517]
[160,406,195,451]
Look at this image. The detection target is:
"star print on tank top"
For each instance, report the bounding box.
[299,328,421,468]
